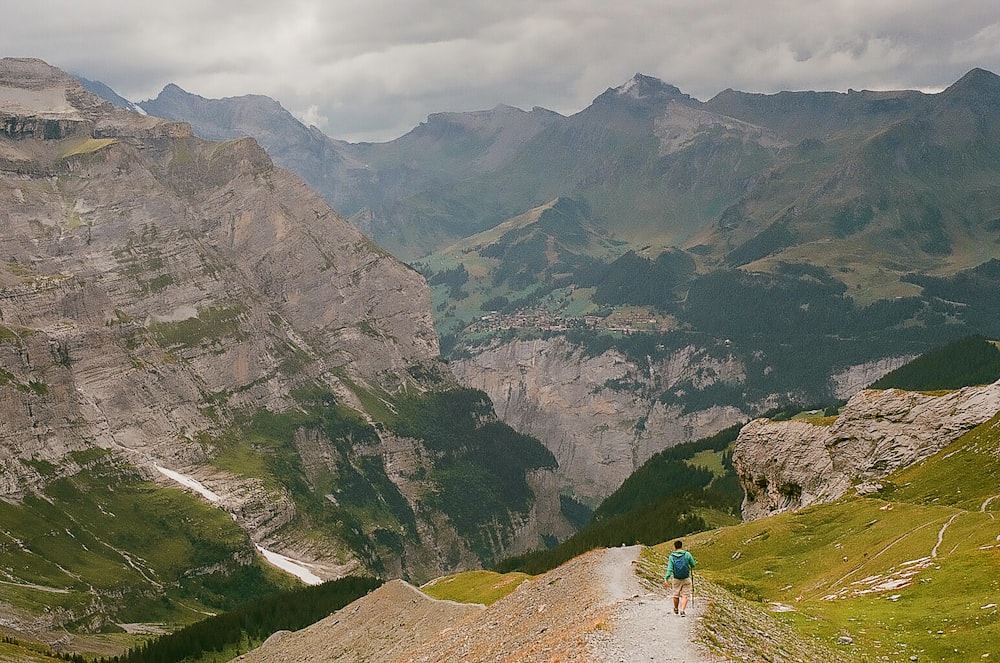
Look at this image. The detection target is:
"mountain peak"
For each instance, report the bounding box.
[616,73,686,101]
[590,73,695,112]
[160,82,189,95]
[941,67,1000,102]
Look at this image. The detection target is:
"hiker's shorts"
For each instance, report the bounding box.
[668,577,692,599]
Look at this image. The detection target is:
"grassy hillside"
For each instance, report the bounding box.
[0,451,296,659]
[0,637,63,663]
[649,411,1000,660]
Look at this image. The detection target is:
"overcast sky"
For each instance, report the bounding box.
[4,1,1000,142]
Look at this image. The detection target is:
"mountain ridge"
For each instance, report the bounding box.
[100,67,1000,278]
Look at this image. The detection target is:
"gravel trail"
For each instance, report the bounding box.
[588,545,719,662]
[233,544,723,662]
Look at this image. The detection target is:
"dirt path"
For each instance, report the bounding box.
[931,513,961,558]
[233,545,721,662]
[587,545,717,662]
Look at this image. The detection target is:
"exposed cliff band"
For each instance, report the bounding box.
[733,380,1000,519]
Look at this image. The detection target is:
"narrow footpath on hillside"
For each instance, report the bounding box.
[587,545,717,662]
[231,544,721,663]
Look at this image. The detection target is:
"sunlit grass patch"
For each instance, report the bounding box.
[421,569,531,605]
[686,449,726,477]
[61,138,117,158]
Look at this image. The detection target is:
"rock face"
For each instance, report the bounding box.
[733,381,1000,519]
[450,336,746,502]
[0,57,560,599]
[827,355,915,399]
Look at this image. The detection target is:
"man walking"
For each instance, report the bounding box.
[663,539,696,616]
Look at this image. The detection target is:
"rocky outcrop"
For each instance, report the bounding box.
[450,336,746,503]
[733,380,1000,519]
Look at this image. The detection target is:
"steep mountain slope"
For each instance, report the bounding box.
[450,336,745,502]
[0,57,567,647]
[104,67,1000,513]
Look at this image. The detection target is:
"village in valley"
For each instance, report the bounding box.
[463,306,675,336]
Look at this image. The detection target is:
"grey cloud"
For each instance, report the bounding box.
[3,0,1000,141]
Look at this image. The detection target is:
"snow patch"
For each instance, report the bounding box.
[155,465,222,502]
[155,465,324,585]
[256,546,323,585]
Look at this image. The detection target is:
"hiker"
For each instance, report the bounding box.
[663,539,696,616]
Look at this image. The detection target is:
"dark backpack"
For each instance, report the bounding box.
[672,552,690,579]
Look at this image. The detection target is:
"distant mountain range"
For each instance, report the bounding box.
[124,69,1000,286]
[96,67,1000,506]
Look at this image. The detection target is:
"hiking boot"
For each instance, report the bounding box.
[673,606,679,614]
[680,611,686,617]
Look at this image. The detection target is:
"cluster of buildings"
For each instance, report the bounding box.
[464,308,670,335]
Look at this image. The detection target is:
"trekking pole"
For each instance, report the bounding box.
[690,571,695,607]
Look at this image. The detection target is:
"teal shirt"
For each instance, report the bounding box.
[665,550,696,579]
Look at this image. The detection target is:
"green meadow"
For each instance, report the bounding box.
[649,412,1000,661]
[427,412,1000,661]
[421,569,531,606]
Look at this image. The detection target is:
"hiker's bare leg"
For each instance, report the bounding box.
[679,595,689,612]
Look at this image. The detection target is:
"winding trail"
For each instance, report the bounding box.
[931,513,961,558]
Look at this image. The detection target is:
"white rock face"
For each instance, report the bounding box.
[733,380,1000,519]
[450,336,746,502]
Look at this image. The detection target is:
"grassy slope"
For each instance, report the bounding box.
[426,410,1000,659]
[0,453,294,657]
[421,570,531,606]
[0,640,63,663]
[651,411,1000,661]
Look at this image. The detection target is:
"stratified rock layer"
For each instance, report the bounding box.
[733,381,1000,519]
[2,58,543,588]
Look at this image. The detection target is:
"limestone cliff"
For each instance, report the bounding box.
[733,380,1000,519]
[449,336,746,503]
[0,58,559,600]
